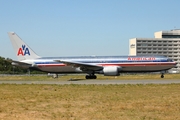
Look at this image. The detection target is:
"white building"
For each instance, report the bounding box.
[129,29,180,71]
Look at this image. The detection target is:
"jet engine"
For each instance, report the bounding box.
[102,66,121,76]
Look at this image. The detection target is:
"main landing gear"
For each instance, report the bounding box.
[85,74,97,79]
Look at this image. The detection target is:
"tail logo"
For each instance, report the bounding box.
[17,45,30,56]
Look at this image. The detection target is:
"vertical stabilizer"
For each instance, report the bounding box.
[8,32,40,61]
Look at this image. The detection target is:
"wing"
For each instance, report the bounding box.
[54,60,103,71]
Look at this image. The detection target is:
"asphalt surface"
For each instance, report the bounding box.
[0,80,180,85]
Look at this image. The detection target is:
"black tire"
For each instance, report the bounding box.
[85,75,89,79]
[161,75,164,78]
[85,75,97,79]
[93,75,97,79]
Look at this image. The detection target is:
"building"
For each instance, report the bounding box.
[129,29,180,71]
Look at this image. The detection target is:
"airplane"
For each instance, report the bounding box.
[8,32,177,79]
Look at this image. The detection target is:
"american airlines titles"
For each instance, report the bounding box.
[128,57,156,61]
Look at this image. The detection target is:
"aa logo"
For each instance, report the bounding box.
[17,45,30,56]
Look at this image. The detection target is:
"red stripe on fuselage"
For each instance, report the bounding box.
[99,62,176,67]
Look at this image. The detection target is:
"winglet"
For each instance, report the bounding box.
[8,32,40,61]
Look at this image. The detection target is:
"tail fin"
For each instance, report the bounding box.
[8,32,40,61]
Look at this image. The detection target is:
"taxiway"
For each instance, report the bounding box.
[0,80,180,85]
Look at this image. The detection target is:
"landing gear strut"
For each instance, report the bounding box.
[85,74,97,79]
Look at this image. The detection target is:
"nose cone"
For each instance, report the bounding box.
[173,62,178,68]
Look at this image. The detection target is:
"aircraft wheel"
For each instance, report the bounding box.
[85,75,89,79]
[161,74,164,78]
[85,75,97,79]
[93,75,97,79]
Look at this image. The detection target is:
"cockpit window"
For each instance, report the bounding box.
[167,59,173,62]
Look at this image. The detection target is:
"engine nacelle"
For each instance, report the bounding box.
[103,66,121,76]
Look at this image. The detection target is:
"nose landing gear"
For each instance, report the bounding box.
[161,73,164,78]
[160,71,166,78]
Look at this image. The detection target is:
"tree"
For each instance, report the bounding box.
[0,56,46,74]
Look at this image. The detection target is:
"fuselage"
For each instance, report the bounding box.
[21,56,177,73]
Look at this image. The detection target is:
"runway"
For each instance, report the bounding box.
[0,80,180,85]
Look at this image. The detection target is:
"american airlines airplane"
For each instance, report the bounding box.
[8,32,177,79]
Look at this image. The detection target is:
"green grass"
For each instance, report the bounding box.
[0,84,180,120]
[0,73,180,81]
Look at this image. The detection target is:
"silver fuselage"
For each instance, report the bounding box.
[20,56,177,73]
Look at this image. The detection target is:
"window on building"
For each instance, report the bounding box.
[141,44,147,46]
[162,35,180,38]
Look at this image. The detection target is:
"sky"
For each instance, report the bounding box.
[1,0,180,60]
